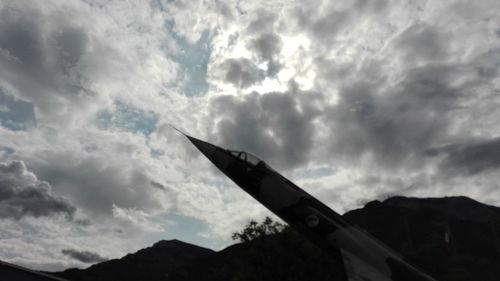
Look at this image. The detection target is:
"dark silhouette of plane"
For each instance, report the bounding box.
[183,132,438,281]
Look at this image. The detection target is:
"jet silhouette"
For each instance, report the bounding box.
[182,131,439,281]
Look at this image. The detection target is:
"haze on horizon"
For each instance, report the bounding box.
[0,0,499,271]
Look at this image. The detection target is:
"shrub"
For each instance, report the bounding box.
[232,217,287,243]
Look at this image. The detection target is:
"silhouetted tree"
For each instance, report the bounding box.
[232,217,287,243]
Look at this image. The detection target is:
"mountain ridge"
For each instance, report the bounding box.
[53,196,500,281]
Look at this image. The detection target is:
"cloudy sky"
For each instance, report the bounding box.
[0,0,499,271]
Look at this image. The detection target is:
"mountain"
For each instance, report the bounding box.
[53,196,500,281]
[55,240,215,281]
[344,196,500,281]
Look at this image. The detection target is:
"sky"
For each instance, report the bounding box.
[0,0,499,271]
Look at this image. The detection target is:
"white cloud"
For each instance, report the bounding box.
[112,204,163,233]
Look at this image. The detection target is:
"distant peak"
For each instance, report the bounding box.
[383,195,482,208]
[379,196,500,222]
[151,239,215,254]
[152,239,187,248]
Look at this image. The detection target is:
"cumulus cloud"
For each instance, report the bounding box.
[223,58,264,89]
[320,64,466,168]
[205,0,500,211]
[0,2,98,123]
[28,152,162,216]
[247,33,283,76]
[0,0,176,127]
[211,89,323,169]
[210,59,482,172]
[0,160,75,220]
[395,24,448,64]
[112,204,163,233]
[429,138,500,175]
[293,0,388,46]
[150,180,179,212]
[0,0,196,271]
[61,249,107,264]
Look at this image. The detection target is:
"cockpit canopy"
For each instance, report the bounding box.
[228,150,262,166]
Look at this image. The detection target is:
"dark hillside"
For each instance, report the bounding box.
[54,196,500,281]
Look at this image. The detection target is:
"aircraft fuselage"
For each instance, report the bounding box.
[185,134,437,281]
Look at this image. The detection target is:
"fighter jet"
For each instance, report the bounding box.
[183,132,438,281]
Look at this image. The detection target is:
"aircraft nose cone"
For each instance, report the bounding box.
[186,136,217,157]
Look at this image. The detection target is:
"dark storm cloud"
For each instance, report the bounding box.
[247,33,282,62]
[308,18,498,171]
[395,24,448,63]
[211,90,323,169]
[247,33,283,76]
[429,138,500,175]
[0,161,75,220]
[212,41,497,175]
[322,64,463,167]
[223,58,265,88]
[210,62,469,171]
[61,249,107,264]
[29,153,162,216]
[55,27,89,67]
[0,2,108,121]
[225,23,284,87]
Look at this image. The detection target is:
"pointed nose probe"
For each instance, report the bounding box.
[186,135,217,158]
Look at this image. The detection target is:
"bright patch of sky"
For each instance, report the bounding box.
[0,90,36,131]
[166,22,210,97]
[291,166,336,180]
[144,213,224,250]
[96,101,158,136]
[0,146,15,158]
